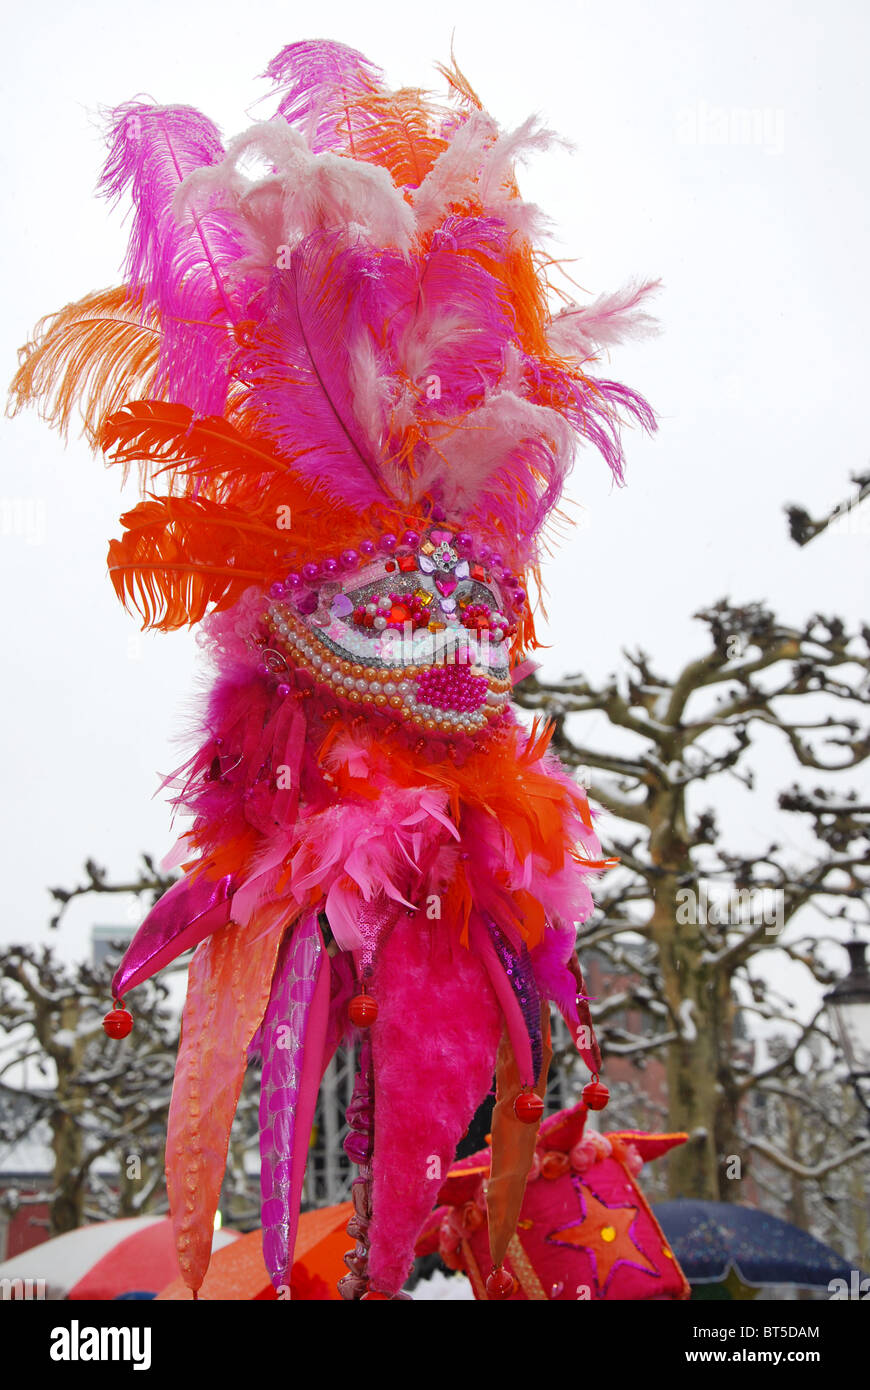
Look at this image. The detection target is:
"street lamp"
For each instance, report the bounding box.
[825,941,870,1119]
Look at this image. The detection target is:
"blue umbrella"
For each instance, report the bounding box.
[653,1200,861,1288]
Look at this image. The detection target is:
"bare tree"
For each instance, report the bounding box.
[515,600,870,1202]
[0,943,176,1233]
[2,856,265,1238]
[785,469,870,547]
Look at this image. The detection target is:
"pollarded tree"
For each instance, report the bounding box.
[514,599,870,1201]
[0,942,176,1232]
[743,1031,870,1270]
[1,855,265,1236]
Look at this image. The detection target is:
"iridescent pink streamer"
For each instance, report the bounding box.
[470,914,535,1087]
[112,871,234,998]
[258,910,330,1292]
[486,917,543,1078]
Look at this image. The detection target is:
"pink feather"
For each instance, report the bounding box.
[258,39,386,152]
[98,102,250,415]
[233,235,392,511]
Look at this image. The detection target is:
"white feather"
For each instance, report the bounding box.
[547,279,662,357]
[477,115,572,207]
[346,329,394,456]
[407,389,575,510]
[174,121,416,273]
[411,110,499,233]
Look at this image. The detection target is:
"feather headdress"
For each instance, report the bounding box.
[10,39,659,1299]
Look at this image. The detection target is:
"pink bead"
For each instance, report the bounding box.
[360,539,376,558]
[340,549,360,570]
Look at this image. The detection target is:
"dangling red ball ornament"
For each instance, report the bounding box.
[486,1267,516,1299]
[514,1089,544,1124]
[348,992,378,1028]
[582,1076,610,1111]
[103,1004,133,1039]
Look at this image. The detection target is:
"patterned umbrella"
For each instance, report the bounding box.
[0,1216,239,1299]
[653,1200,860,1288]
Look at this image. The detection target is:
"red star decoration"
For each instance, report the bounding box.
[547,1186,658,1292]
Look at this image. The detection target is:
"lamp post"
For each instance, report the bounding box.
[825,941,870,1122]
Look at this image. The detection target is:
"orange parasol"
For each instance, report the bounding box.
[156,1203,354,1300]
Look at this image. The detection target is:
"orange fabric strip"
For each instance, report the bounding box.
[166,899,294,1291]
[486,1003,552,1269]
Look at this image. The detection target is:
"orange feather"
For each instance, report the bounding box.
[8,286,161,448]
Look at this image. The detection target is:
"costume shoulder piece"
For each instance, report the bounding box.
[10,38,659,1300]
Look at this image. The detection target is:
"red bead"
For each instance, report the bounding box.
[398,555,417,572]
[514,1090,544,1124]
[470,564,485,581]
[348,993,378,1028]
[486,1267,516,1299]
[103,1006,133,1040]
[582,1079,610,1111]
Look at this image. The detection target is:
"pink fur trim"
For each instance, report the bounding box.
[367,911,502,1294]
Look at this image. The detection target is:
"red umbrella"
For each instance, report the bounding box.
[0,1216,239,1300]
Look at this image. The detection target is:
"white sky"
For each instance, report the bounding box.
[1,0,867,1055]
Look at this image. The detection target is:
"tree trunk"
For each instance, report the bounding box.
[49,997,86,1234]
[646,788,735,1200]
[51,1105,85,1233]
